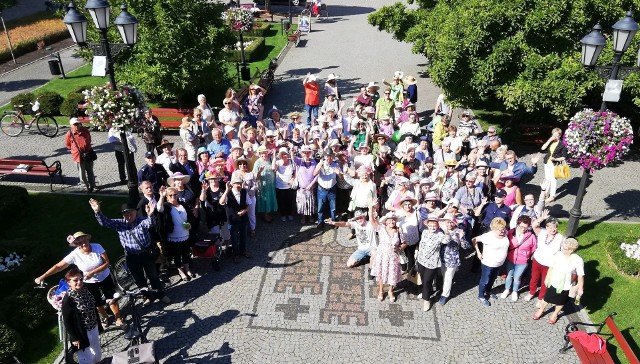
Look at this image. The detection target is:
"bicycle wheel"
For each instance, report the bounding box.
[0,112,25,137]
[36,115,59,137]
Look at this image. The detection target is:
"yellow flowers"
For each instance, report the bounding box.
[0,18,67,54]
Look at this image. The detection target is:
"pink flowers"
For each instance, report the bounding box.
[564,109,634,173]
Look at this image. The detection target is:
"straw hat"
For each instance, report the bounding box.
[289,111,302,119]
[366,81,380,91]
[205,170,223,180]
[68,231,91,246]
[167,172,191,185]
[399,196,418,207]
[256,145,269,154]
[156,139,174,154]
[423,191,439,201]
[327,73,337,81]
[234,156,249,168]
[379,212,398,224]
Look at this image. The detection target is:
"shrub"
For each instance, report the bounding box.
[10,92,35,114]
[605,238,640,277]
[1,283,51,333]
[0,186,28,222]
[227,36,266,62]
[60,92,85,117]
[0,323,23,362]
[0,240,49,298]
[246,21,270,37]
[35,91,64,115]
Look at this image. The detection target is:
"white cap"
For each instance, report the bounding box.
[69,117,80,125]
[224,125,235,135]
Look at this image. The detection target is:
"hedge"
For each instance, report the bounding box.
[0,323,23,362]
[245,21,271,37]
[227,36,266,63]
[605,238,640,277]
[0,12,70,64]
[0,186,28,222]
[0,283,51,334]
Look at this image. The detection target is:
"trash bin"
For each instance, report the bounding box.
[240,66,251,81]
[48,59,62,75]
[283,20,291,32]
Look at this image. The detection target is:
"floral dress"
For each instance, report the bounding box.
[370,227,403,285]
[252,158,278,213]
[440,228,471,268]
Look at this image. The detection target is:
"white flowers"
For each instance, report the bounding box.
[620,240,640,261]
[0,252,25,272]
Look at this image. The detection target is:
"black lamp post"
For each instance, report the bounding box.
[239,31,250,81]
[64,1,141,205]
[566,11,639,237]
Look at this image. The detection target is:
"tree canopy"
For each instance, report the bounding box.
[369,0,640,118]
[60,0,235,102]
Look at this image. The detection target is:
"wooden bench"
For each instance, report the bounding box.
[151,108,193,130]
[560,312,640,364]
[288,30,301,46]
[0,158,63,191]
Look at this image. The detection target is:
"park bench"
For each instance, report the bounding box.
[150,108,193,130]
[560,312,640,364]
[288,30,301,46]
[0,158,63,191]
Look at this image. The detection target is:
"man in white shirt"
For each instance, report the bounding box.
[325,210,377,278]
[433,140,457,166]
[313,152,342,229]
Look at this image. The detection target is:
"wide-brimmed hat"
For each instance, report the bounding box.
[380,212,398,224]
[167,172,191,185]
[223,125,235,136]
[423,191,439,201]
[234,156,249,168]
[394,102,404,109]
[212,157,226,166]
[399,196,418,207]
[379,145,391,154]
[373,133,389,142]
[445,160,458,167]
[357,142,370,150]
[356,165,372,176]
[197,147,208,158]
[230,174,243,184]
[299,145,313,154]
[278,147,289,156]
[440,213,456,222]
[351,209,367,220]
[363,106,375,114]
[156,139,174,154]
[419,178,434,186]
[448,198,460,208]
[403,75,417,85]
[256,145,269,154]
[328,139,341,148]
[267,106,281,119]
[308,74,317,82]
[405,102,415,109]
[366,81,379,91]
[426,215,440,223]
[68,231,91,246]
[393,71,404,80]
[395,176,409,185]
[475,160,489,168]
[289,111,302,119]
[409,173,421,183]
[327,73,337,81]
[205,170,223,180]
[394,163,405,173]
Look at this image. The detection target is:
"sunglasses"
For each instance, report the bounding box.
[69,278,82,283]
[167,194,177,197]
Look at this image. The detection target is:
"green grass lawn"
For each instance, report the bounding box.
[559,221,640,363]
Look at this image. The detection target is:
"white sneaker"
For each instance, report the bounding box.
[511,292,518,302]
[523,293,534,301]
[500,289,510,299]
[423,301,431,312]
[417,293,422,299]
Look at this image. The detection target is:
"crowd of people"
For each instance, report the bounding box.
[53,71,586,363]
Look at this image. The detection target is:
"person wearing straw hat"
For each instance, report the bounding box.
[303,73,321,126]
[438,213,470,305]
[167,171,196,208]
[232,156,257,236]
[155,139,175,173]
[403,75,418,104]
[368,212,403,301]
[320,93,340,117]
[35,232,124,328]
[415,215,449,311]
[253,145,278,222]
[348,165,376,217]
[325,208,377,277]
[383,71,405,103]
[220,174,253,263]
[396,195,421,273]
[273,147,296,222]
[352,142,375,171]
[325,73,339,98]
[384,175,414,213]
[293,145,318,224]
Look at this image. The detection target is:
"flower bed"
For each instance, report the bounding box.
[0,12,69,64]
[605,238,640,277]
[564,109,634,172]
[227,36,266,63]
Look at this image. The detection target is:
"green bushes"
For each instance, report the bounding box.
[0,323,23,362]
[1,285,51,332]
[246,21,271,37]
[606,239,640,277]
[0,186,28,222]
[60,92,85,117]
[228,36,266,62]
[10,92,35,114]
[36,91,64,115]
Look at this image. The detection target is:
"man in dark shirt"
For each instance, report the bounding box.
[137,152,169,196]
[478,189,511,231]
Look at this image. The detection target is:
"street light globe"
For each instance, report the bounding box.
[85,0,111,30]
[63,2,88,44]
[114,4,138,46]
[612,10,639,54]
[580,24,607,67]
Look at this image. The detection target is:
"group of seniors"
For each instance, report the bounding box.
[41,73,584,362]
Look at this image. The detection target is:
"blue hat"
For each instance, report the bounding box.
[197,147,208,157]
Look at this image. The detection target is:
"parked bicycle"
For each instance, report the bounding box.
[110,288,158,364]
[0,100,59,137]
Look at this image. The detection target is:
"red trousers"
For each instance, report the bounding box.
[529,258,549,299]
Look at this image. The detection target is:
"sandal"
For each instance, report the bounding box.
[548,316,558,325]
[378,292,384,301]
[533,313,542,320]
[115,318,125,327]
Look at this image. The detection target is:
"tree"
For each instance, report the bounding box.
[368,0,640,118]
[60,0,236,102]
[0,0,16,12]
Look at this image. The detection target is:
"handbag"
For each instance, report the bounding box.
[111,342,156,364]
[554,163,570,179]
[69,130,98,162]
[404,263,422,285]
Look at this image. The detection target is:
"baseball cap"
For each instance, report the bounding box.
[144,151,155,159]
[495,189,507,198]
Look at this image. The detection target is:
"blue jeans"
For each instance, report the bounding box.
[505,261,528,292]
[229,218,248,255]
[317,186,336,224]
[478,263,499,299]
[305,104,319,126]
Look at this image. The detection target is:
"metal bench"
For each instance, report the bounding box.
[0,158,63,191]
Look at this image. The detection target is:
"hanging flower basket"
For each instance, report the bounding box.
[564,109,634,172]
[222,8,255,32]
[83,84,146,131]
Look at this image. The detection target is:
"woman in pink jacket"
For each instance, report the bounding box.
[500,215,537,302]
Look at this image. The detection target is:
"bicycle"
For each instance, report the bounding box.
[110,288,158,363]
[0,100,59,137]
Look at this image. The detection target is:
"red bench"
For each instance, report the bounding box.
[561,312,640,364]
[0,158,63,191]
[151,108,193,130]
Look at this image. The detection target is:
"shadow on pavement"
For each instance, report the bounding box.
[0,79,49,92]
